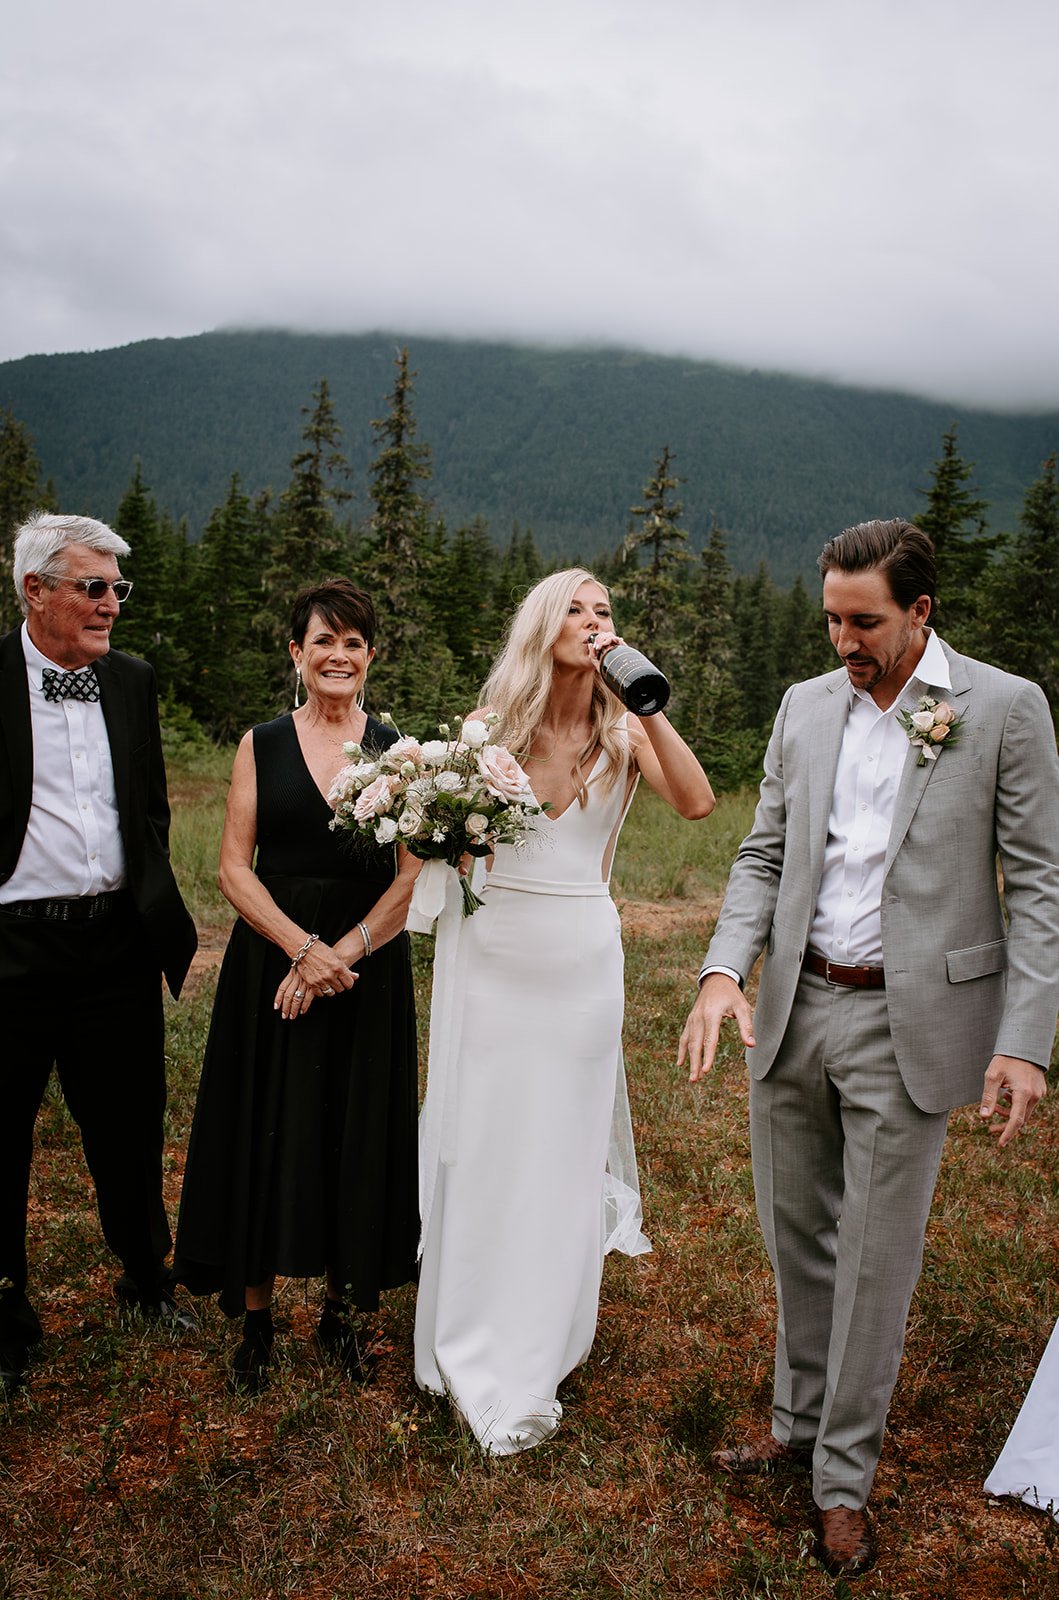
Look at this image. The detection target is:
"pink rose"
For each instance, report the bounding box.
[353,774,398,822]
[389,736,423,765]
[477,744,530,802]
[932,701,957,725]
[929,723,951,742]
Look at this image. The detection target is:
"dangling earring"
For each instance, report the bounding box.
[293,668,302,709]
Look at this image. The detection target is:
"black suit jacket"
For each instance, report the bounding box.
[0,628,197,997]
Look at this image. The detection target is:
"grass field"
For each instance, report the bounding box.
[2,769,1058,1599]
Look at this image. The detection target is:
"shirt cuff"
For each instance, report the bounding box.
[698,964,744,989]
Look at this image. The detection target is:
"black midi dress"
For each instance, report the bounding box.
[174,713,419,1316]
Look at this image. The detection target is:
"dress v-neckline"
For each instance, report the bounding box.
[533,747,606,822]
[289,714,369,810]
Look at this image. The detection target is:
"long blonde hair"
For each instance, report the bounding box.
[481,568,627,805]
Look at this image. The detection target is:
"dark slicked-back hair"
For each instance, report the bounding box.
[290,577,377,648]
[818,518,936,618]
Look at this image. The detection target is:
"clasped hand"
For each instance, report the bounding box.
[274,938,358,1020]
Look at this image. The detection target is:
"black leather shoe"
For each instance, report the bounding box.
[229,1309,274,1395]
[114,1274,199,1333]
[0,1342,29,1398]
[316,1299,374,1383]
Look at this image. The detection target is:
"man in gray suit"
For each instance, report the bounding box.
[678,519,1059,1576]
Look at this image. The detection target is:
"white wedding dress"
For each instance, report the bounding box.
[413,733,650,1455]
[984,1317,1059,1518]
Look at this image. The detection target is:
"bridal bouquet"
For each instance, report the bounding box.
[329,712,545,914]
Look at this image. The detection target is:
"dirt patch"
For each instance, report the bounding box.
[616,894,723,941]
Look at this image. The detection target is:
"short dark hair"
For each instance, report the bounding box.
[818,518,936,616]
[289,577,377,648]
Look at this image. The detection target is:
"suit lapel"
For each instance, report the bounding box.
[0,629,33,792]
[95,655,132,819]
[884,645,973,873]
[807,671,850,889]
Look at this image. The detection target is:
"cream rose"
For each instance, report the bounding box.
[420,740,451,767]
[389,735,423,765]
[375,816,399,844]
[460,719,490,749]
[910,709,936,734]
[465,813,490,838]
[477,744,530,802]
[353,774,397,822]
[932,701,957,725]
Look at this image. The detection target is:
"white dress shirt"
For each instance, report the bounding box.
[0,623,127,903]
[703,628,952,983]
[809,628,952,965]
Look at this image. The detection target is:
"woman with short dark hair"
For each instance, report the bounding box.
[175,578,419,1392]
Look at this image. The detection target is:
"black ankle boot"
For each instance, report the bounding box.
[230,1307,273,1394]
[316,1297,372,1383]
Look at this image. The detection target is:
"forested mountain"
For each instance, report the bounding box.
[2,330,1057,582]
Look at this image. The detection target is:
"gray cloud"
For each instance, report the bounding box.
[3,0,1058,407]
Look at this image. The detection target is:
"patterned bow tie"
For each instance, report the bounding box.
[41,667,101,704]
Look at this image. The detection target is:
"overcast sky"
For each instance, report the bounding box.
[3,0,1058,408]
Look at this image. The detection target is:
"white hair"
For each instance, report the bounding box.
[12,511,131,616]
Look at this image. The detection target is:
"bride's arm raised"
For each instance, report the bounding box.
[627,712,715,820]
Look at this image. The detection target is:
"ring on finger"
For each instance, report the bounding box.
[294,988,304,999]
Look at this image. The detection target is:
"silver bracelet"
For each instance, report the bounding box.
[357,920,373,958]
[290,932,319,969]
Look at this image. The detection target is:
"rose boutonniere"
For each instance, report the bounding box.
[896,695,965,765]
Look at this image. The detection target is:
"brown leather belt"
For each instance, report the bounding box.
[803,951,886,989]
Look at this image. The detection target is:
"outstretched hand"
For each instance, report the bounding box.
[979,1054,1046,1148]
[677,973,755,1083]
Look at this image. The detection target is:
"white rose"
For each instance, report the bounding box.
[420,740,451,767]
[398,809,421,834]
[375,817,399,844]
[435,770,463,792]
[461,719,490,749]
[465,813,490,837]
[910,710,936,733]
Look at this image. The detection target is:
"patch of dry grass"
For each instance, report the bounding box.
[4,761,1058,1598]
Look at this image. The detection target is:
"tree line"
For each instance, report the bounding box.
[1,351,1056,790]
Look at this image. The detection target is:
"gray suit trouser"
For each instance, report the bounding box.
[750,966,949,1509]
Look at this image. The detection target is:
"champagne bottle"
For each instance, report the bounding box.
[588,635,671,716]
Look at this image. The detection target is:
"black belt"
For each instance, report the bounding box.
[803,951,886,990]
[0,891,127,922]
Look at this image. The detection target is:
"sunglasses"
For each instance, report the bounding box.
[49,577,134,603]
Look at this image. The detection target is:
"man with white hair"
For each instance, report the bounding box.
[0,512,197,1396]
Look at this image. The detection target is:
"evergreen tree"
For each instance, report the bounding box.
[186,475,275,739]
[361,349,456,726]
[0,409,54,633]
[619,445,692,646]
[442,517,499,701]
[113,464,188,694]
[775,573,833,689]
[915,424,996,643]
[493,525,544,617]
[260,379,354,691]
[730,559,781,733]
[679,525,761,788]
[978,453,1059,712]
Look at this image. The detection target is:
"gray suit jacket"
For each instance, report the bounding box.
[704,641,1059,1112]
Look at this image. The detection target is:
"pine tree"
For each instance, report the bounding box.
[113,464,189,694]
[186,474,275,738]
[978,453,1059,712]
[0,409,54,633]
[678,525,760,788]
[915,424,996,643]
[260,379,354,692]
[619,445,692,644]
[360,349,456,727]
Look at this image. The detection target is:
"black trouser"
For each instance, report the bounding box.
[0,899,171,1349]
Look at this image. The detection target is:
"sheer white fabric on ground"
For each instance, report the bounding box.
[985,1317,1059,1519]
[411,733,649,1455]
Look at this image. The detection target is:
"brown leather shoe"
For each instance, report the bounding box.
[815,1505,877,1577]
[712,1429,814,1475]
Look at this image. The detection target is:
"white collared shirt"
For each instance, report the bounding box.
[0,623,127,902]
[808,628,952,965]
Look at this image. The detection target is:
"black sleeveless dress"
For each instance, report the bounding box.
[174,714,419,1316]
